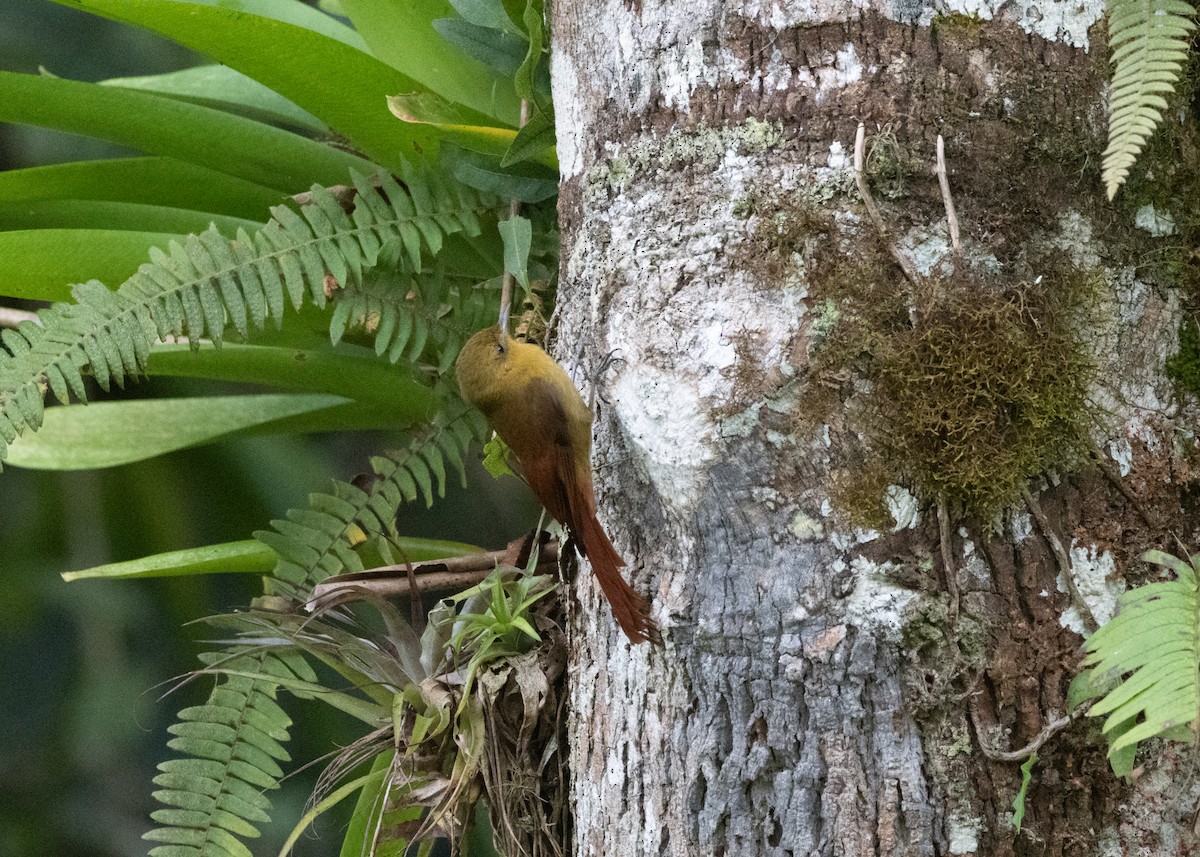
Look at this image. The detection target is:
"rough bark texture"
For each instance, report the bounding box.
[550,1,1200,854]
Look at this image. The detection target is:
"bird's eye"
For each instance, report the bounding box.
[495,343,506,356]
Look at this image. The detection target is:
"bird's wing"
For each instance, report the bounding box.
[514,377,593,536]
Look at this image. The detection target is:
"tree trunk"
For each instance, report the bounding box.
[549,1,1200,855]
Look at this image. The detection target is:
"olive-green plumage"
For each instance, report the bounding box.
[456,325,658,644]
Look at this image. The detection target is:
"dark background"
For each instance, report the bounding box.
[0,2,534,854]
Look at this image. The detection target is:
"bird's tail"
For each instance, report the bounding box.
[578,513,661,645]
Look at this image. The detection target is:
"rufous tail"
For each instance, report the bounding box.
[578,513,661,645]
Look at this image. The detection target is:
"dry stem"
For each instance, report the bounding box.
[0,307,41,329]
[498,99,532,334]
[307,540,560,610]
[937,499,960,622]
[935,134,961,262]
[1021,485,1098,633]
[854,122,921,286]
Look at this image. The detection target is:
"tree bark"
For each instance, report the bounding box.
[549,1,1200,854]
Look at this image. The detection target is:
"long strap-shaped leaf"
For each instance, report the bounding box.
[0,168,492,466]
[52,0,504,170]
[0,71,371,193]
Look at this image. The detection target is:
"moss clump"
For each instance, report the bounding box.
[1166,316,1200,394]
[807,254,1098,522]
[931,11,983,40]
[870,277,1095,517]
[865,123,922,200]
[828,459,894,532]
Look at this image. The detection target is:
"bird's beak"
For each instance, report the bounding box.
[498,303,511,342]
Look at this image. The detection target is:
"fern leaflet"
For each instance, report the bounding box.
[1070,549,1200,775]
[254,398,489,591]
[1102,0,1197,198]
[330,250,500,375]
[145,648,316,857]
[0,164,494,465]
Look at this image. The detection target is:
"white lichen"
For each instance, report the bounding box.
[1135,204,1179,237]
[1011,512,1033,543]
[550,49,585,180]
[790,511,825,541]
[611,365,715,512]
[813,44,865,100]
[947,811,982,854]
[841,556,919,640]
[1107,437,1133,476]
[1058,542,1126,633]
[885,485,920,531]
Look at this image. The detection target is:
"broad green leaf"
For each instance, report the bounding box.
[432,18,526,77]
[387,93,556,170]
[0,71,371,193]
[0,199,261,235]
[513,0,545,102]
[336,0,521,124]
[158,0,369,48]
[450,0,524,34]
[4,393,351,470]
[63,540,276,582]
[102,65,327,132]
[500,106,556,167]
[343,764,409,857]
[145,342,440,414]
[0,228,178,302]
[440,143,557,203]
[480,434,516,478]
[385,90,495,127]
[498,214,530,289]
[0,158,284,220]
[56,0,447,169]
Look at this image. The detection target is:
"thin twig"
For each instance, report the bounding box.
[971,693,1086,762]
[854,122,921,286]
[498,99,532,335]
[1089,449,1157,528]
[0,307,40,329]
[937,499,960,623]
[935,134,961,263]
[1021,485,1099,633]
[307,540,560,609]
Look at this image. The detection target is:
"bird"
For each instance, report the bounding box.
[455,324,660,645]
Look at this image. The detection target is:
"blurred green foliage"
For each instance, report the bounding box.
[0,7,536,855]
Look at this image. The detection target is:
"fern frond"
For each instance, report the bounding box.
[255,398,489,590]
[1102,0,1197,198]
[145,648,311,857]
[1072,549,1200,773]
[330,255,500,374]
[0,164,494,465]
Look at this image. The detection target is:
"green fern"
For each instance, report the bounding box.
[145,648,315,857]
[330,252,499,374]
[1070,549,1200,775]
[255,399,489,591]
[0,165,494,465]
[1102,0,1197,199]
